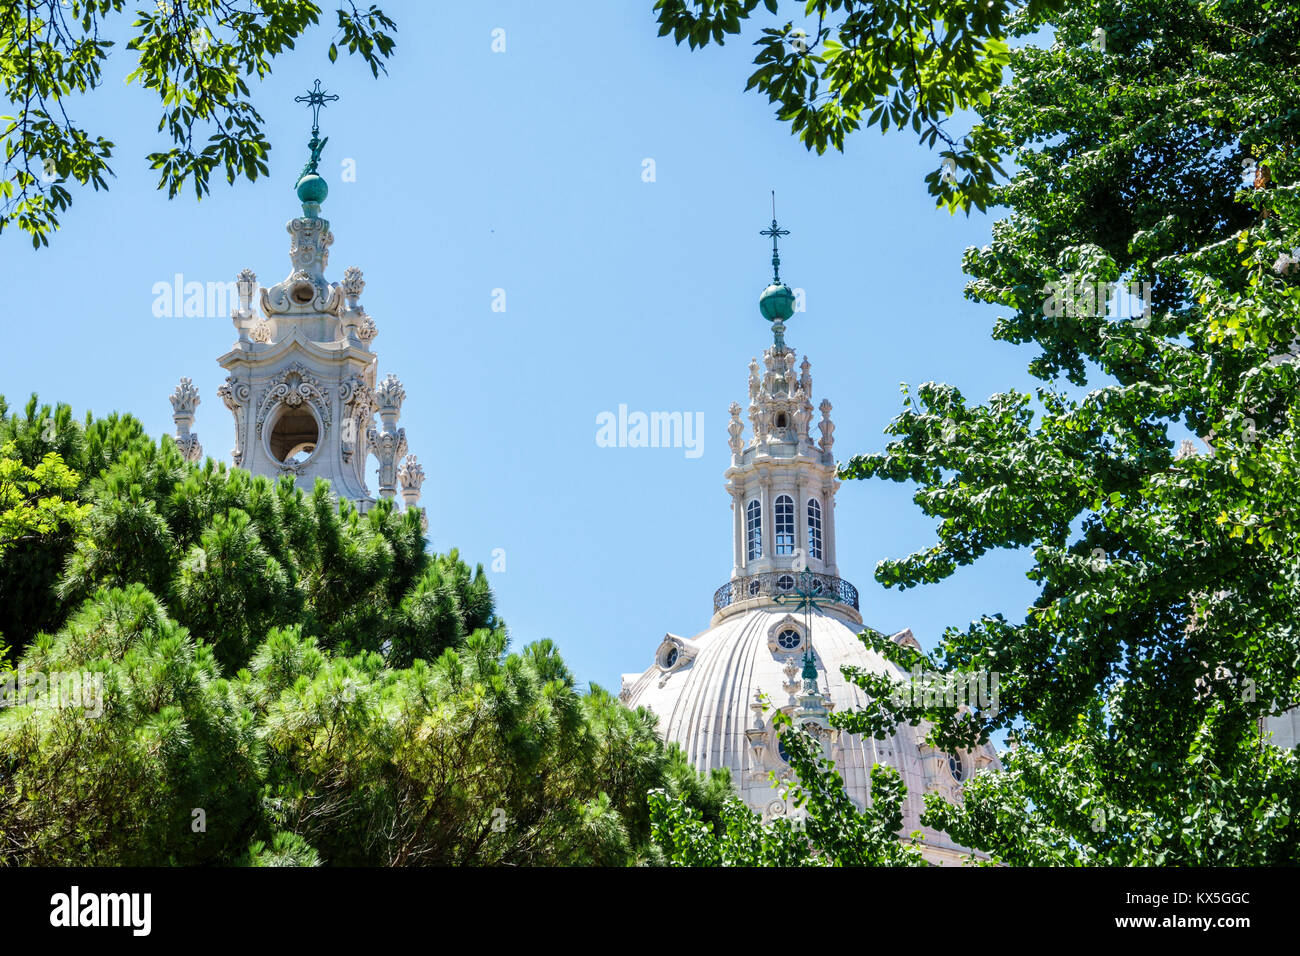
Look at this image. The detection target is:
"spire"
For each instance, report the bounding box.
[293,79,339,218]
[758,192,795,349]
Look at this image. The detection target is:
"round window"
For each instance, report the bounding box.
[663,647,679,669]
[777,629,801,650]
[748,579,761,597]
[948,753,965,782]
[777,574,795,591]
[777,735,790,764]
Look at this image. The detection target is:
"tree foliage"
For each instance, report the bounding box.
[830,0,1300,863]
[0,398,728,865]
[651,0,1068,211]
[1,0,397,246]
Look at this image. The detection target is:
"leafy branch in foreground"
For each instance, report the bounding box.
[652,0,1066,212]
[0,0,397,247]
[832,0,1300,863]
[651,705,927,865]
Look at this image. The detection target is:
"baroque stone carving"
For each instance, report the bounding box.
[818,398,835,454]
[170,377,203,463]
[218,376,251,466]
[255,362,331,440]
[260,218,344,317]
[727,403,744,456]
[397,454,425,508]
[338,373,373,464]
[368,425,408,499]
[340,265,365,305]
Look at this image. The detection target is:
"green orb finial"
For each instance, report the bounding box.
[759,192,795,330]
[293,79,339,218]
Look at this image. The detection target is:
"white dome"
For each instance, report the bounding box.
[622,598,998,864]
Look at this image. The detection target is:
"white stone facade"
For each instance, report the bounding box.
[172,211,423,513]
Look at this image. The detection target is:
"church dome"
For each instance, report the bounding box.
[620,218,1000,863]
[622,604,990,864]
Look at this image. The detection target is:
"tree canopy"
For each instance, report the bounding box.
[652,0,1068,211]
[848,0,1300,864]
[1,1,397,246]
[0,396,731,865]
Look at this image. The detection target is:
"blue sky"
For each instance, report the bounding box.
[3,1,1043,691]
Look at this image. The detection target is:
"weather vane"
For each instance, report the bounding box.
[759,190,790,283]
[294,78,339,135]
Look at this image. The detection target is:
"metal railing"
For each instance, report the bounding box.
[713,571,859,614]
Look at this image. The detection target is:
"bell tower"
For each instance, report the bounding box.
[171,80,424,514]
[714,200,856,623]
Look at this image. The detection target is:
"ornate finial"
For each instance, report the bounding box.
[293,79,339,217]
[818,398,835,454]
[727,402,744,456]
[375,373,406,420]
[758,192,795,340]
[341,266,366,307]
[398,454,425,509]
[170,377,203,463]
[760,191,790,283]
[294,78,339,136]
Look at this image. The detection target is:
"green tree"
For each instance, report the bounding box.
[0,399,732,866]
[651,0,1067,211]
[1,0,397,246]
[830,0,1300,863]
[0,395,152,652]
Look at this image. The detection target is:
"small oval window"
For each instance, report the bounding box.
[948,753,965,782]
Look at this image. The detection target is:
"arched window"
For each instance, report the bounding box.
[775,494,795,555]
[746,499,762,560]
[807,497,823,560]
